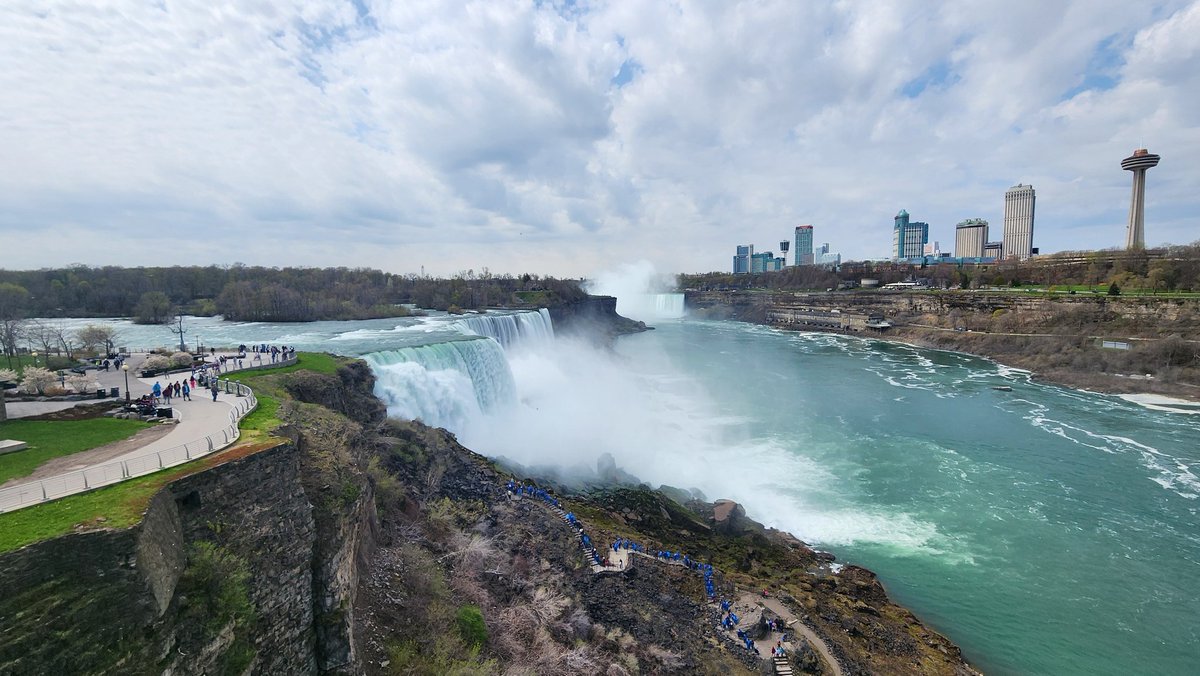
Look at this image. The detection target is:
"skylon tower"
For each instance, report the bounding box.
[1121,148,1160,250]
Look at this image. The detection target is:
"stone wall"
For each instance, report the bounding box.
[0,442,328,676]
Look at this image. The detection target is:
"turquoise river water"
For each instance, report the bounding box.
[41,309,1200,674]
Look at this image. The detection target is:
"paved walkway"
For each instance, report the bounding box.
[0,350,293,512]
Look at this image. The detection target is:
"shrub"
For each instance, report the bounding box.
[0,368,17,384]
[170,351,194,367]
[455,605,488,650]
[143,355,171,370]
[66,375,94,393]
[20,367,56,394]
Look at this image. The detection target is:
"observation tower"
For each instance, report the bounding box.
[1121,148,1160,249]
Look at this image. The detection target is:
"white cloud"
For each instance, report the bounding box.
[0,0,1197,275]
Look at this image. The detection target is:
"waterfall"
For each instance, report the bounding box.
[654,294,685,319]
[455,309,554,349]
[365,337,516,431]
[616,294,686,320]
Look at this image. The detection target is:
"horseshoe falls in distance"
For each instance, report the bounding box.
[360,306,1200,676]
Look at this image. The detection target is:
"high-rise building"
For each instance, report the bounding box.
[892,210,928,260]
[733,244,753,274]
[983,241,1003,259]
[814,243,841,266]
[1121,148,1160,249]
[1003,184,1036,260]
[955,218,988,258]
[794,225,814,266]
[751,251,778,273]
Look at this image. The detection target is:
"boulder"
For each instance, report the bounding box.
[711,499,750,534]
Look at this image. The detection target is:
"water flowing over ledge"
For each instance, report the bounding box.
[364,338,515,431]
[454,308,554,348]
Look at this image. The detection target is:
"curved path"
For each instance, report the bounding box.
[0,351,289,512]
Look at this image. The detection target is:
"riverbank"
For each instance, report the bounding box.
[684,288,1200,405]
[885,324,1200,403]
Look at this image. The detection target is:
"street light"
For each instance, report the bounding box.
[31,351,38,368]
[122,363,131,402]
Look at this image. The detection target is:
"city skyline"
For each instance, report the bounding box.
[1,1,1198,276]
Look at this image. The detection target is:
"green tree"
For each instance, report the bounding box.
[1108,282,1121,296]
[133,291,173,324]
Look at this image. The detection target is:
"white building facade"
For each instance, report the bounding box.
[1002,184,1036,260]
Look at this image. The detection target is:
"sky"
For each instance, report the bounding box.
[1,0,1198,277]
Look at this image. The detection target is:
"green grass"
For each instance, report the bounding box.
[224,351,342,382]
[236,395,280,443]
[0,438,286,553]
[0,461,197,551]
[0,418,152,484]
[2,353,81,376]
[0,352,344,553]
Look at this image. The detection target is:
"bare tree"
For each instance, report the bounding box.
[168,311,188,353]
[0,282,29,369]
[76,324,119,356]
[25,321,61,366]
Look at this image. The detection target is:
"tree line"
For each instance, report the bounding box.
[680,241,1200,293]
[0,264,589,334]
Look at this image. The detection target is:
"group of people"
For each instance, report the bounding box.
[246,344,295,363]
[151,373,220,404]
[506,478,792,663]
[151,379,191,403]
[505,481,607,567]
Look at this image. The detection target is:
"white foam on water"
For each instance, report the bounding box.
[1118,393,1200,415]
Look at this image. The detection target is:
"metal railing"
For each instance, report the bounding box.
[0,381,259,513]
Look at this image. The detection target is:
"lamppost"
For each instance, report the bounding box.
[31,351,38,368]
[123,363,131,402]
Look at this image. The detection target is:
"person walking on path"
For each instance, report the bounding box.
[152,381,162,403]
[210,380,219,401]
[182,381,191,401]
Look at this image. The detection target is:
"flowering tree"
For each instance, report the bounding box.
[66,375,95,393]
[170,351,194,368]
[20,366,56,394]
[143,355,171,371]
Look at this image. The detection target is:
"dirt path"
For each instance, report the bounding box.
[611,547,844,676]
[734,592,844,676]
[0,423,175,487]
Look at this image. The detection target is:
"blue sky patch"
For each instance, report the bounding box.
[901,58,960,98]
[612,58,641,87]
[1061,33,1125,100]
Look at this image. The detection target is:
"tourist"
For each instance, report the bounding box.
[210,380,219,401]
[182,381,191,401]
[152,381,162,403]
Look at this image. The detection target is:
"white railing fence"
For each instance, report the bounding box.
[0,381,259,513]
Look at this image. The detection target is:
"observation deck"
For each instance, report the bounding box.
[1121,149,1160,171]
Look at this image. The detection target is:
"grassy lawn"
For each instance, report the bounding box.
[2,353,80,376]
[0,440,285,552]
[0,418,152,484]
[226,351,342,380]
[0,351,346,552]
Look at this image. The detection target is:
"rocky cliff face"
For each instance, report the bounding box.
[0,358,979,676]
[0,441,318,675]
[548,295,647,344]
